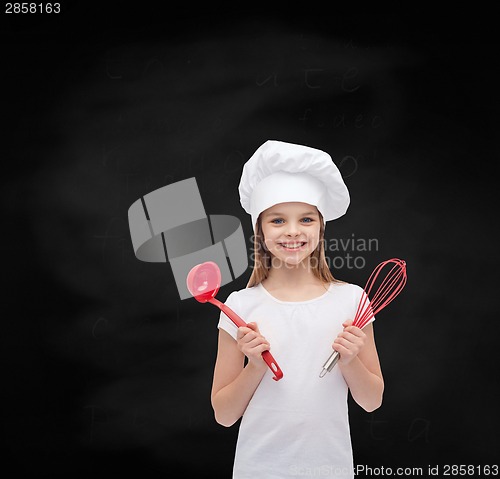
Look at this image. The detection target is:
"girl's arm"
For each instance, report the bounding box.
[334,321,384,412]
[211,322,269,427]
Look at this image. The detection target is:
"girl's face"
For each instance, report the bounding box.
[260,202,321,267]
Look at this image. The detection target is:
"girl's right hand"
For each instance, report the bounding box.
[236,322,270,369]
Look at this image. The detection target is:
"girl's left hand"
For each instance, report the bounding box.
[332,320,366,365]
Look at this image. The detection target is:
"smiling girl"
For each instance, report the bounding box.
[211,141,384,479]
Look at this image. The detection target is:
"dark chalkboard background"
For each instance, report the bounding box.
[3,6,499,477]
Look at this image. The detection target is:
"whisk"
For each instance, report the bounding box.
[319,258,407,378]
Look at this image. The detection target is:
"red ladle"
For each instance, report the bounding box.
[186,261,283,381]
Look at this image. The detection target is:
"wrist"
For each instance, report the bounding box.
[245,358,268,375]
[338,354,361,369]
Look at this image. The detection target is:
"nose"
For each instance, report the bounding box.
[285,221,301,237]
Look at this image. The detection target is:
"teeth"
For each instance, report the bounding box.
[280,243,305,249]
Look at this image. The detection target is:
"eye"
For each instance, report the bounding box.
[271,218,284,224]
[301,217,314,223]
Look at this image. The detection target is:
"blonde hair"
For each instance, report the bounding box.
[246,210,341,288]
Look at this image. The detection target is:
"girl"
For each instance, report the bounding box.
[211,140,384,478]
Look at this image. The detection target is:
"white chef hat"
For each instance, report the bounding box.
[239,140,350,230]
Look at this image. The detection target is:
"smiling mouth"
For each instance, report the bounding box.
[278,242,307,250]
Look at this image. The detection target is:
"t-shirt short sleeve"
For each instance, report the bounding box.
[352,284,376,327]
[217,291,239,340]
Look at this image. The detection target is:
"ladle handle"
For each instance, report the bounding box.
[214,300,247,328]
[262,350,284,381]
[210,298,284,381]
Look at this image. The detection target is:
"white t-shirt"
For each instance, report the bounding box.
[217,281,369,479]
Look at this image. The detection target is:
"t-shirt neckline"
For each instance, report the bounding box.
[257,282,334,305]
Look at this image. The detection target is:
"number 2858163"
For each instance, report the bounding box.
[5,3,61,13]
